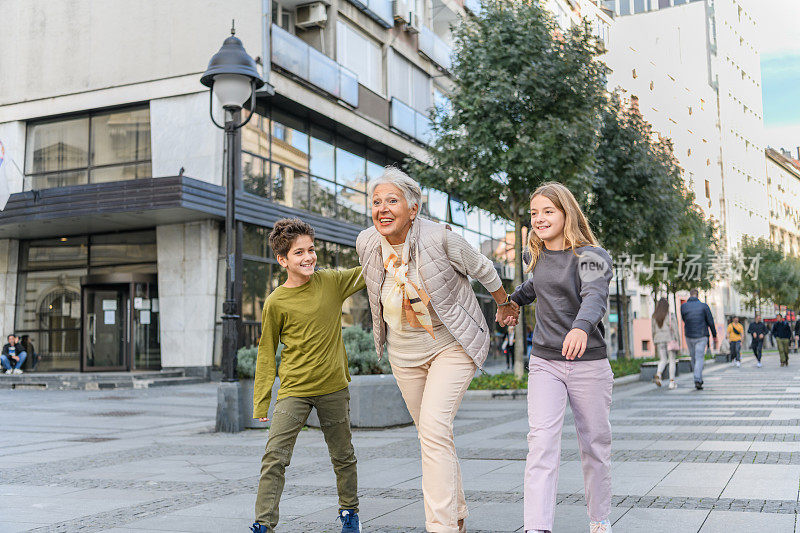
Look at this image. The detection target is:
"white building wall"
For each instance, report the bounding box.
[0,121,27,195]
[0,0,262,117]
[156,221,220,369]
[766,152,800,257]
[0,240,19,340]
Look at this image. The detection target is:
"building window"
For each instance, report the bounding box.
[242,107,378,226]
[25,106,151,190]
[390,51,432,114]
[337,20,383,95]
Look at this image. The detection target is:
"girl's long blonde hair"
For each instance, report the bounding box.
[525,182,599,273]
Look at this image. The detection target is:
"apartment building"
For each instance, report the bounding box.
[0,0,514,374]
[766,148,800,257]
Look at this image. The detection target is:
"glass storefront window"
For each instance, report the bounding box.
[15,231,158,372]
[244,225,271,259]
[25,117,89,174]
[450,198,467,227]
[337,184,368,225]
[243,153,267,196]
[24,107,152,190]
[91,108,151,166]
[309,176,337,218]
[426,189,448,222]
[310,130,335,181]
[271,165,310,211]
[336,145,366,191]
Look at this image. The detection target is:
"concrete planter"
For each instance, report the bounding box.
[239,378,279,429]
[307,374,412,429]
[639,362,659,381]
[714,353,729,364]
[677,357,693,374]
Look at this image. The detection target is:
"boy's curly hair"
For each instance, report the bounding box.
[268,218,315,258]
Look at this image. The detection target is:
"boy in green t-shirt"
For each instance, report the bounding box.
[250,218,365,533]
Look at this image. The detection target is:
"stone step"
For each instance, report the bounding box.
[0,370,208,390]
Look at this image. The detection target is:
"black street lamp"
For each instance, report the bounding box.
[201,24,266,432]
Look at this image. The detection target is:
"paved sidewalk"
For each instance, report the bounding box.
[1,353,799,532]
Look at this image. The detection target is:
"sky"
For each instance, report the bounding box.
[754,0,800,155]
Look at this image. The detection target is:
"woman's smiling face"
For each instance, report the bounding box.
[371,183,417,244]
[530,194,565,246]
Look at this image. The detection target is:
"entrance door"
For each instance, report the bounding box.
[83,285,129,371]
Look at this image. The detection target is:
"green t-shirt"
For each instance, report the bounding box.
[253,267,366,419]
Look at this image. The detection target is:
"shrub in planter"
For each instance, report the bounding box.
[344,326,391,375]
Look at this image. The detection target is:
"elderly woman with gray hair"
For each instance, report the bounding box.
[356,167,515,533]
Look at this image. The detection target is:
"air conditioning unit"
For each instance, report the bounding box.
[296,2,327,29]
[393,0,410,23]
[405,12,421,34]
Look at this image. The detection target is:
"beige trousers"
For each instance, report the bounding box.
[390,345,476,533]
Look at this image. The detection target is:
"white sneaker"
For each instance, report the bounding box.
[3,369,11,374]
[590,520,612,533]
[757,361,762,367]
[12,369,22,374]
[735,361,741,367]
[668,380,677,390]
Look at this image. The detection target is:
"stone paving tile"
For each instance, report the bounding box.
[699,510,797,532]
[2,359,799,532]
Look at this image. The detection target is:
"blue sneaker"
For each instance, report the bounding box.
[339,509,361,533]
[250,522,268,533]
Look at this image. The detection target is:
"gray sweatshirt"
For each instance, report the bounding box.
[510,245,613,361]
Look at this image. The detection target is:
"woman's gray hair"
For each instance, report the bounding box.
[367,167,422,210]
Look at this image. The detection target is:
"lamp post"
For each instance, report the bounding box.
[201,24,266,432]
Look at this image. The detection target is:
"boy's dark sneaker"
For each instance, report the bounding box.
[339,509,362,533]
[250,522,269,533]
[695,381,703,390]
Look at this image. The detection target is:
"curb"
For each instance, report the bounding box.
[465,356,739,399]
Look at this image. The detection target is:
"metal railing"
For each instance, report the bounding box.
[390,98,433,145]
[271,24,359,107]
[344,0,394,28]
[418,26,452,72]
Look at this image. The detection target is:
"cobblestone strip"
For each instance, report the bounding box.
[278,485,799,515]
[457,448,800,464]
[498,430,800,442]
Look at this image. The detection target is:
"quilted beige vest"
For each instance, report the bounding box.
[356,217,491,369]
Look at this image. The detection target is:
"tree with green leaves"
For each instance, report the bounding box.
[589,92,693,357]
[409,0,607,377]
[733,236,799,316]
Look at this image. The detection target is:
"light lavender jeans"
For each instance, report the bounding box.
[524,357,613,532]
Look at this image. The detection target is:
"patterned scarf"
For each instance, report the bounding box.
[380,236,435,338]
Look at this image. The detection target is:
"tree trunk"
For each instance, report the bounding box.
[622,276,632,358]
[615,267,625,359]
[513,209,526,379]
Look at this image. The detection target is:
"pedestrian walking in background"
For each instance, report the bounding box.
[772,314,792,367]
[727,316,744,367]
[651,298,679,389]
[503,324,516,370]
[680,289,718,390]
[794,319,800,355]
[497,182,614,533]
[748,315,768,368]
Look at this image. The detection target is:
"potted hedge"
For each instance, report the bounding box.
[238,327,411,429]
[237,344,281,429]
[306,326,412,428]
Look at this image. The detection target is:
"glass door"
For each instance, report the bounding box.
[83,285,129,371]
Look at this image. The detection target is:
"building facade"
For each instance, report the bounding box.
[766,148,800,257]
[0,0,515,373]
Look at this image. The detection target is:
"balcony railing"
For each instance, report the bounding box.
[390,98,433,145]
[344,0,394,28]
[418,26,452,72]
[271,24,359,107]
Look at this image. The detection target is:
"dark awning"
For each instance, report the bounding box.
[0,176,365,247]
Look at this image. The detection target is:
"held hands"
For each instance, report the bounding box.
[562,328,589,360]
[495,300,520,326]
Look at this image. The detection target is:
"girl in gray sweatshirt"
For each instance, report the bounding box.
[498,182,614,533]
